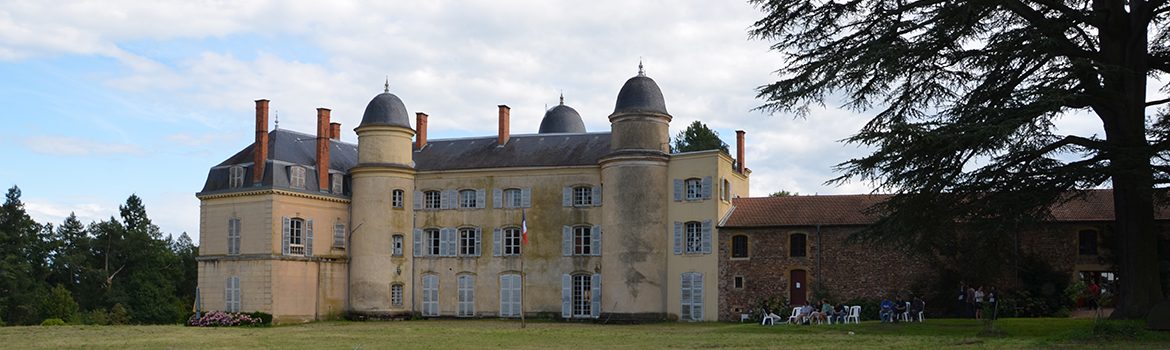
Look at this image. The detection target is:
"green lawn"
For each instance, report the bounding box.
[1,318,1166,349]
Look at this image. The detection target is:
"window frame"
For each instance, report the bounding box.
[789,233,807,258]
[503,188,523,208]
[227,217,241,255]
[391,283,403,306]
[457,274,475,317]
[571,274,592,317]
[421,274,439,316]
[229,166,245,189]
[392,234,404,256]
[685,221,703,254]
[331,174,343,194]
[425,229,441,256]
[573,226,593,256]
[685,178,703,200]
[459,227,479,256]
[459,189,477,208]
[721,179,731,201]
[332,223,345,249]
[733,275,745,289]
[1078,229,1099,255]
[502,227,522,256]
[226,276,241,312]
[289,166,306,189]
[731,235,749,258]
[391,189,404,208]
[289,218,305,256]
[572,186,593,206]
[424,190,442,209]
[499,274,522,317]
[680,272,703,321]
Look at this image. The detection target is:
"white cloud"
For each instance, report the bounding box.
[23,135,145,156]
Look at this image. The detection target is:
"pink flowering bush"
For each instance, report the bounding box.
[186,311,262,327]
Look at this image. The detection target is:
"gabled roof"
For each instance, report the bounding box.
[721,189,1169,228]
[198,129,358,195]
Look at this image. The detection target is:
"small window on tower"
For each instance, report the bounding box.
[392,189,404,208]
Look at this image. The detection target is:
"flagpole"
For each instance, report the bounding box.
[520,209,527,329]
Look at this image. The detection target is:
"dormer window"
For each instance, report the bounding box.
[290,166,306,189]
[331,174,343,194]
[229,166,245,189]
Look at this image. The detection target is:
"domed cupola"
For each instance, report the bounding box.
[612,62,668,115]
[359,80,411,128]
[538,94,587,134]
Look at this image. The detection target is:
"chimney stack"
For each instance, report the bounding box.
[415,112,428,150]
[329,122,341,140]
[316,108,332,192]
[497,105,511,146]
[253,99,270,184]
[736,130,746,173]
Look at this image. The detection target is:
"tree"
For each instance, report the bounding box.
[672,121,729,153]
[770,190,799,197]
[750,0,1169,319]
[0,186,51,324]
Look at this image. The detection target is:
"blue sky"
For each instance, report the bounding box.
[1,1,1126,244]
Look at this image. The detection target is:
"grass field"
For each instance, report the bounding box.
[1,318,1167,349]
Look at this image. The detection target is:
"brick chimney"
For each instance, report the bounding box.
[497,105,510,146]
[736,130,746,173]
[316,108,331,192]
[253,99,270,184]
[329,122,341,140]
[415,112,428,150]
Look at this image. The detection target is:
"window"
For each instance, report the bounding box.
[290,166,306,189]
[562,273,600,318]
[572,274,592,317]
[574,226,593,255]
[424,190,442,209]
[422,274,439,316]
[229,166,245,189]
[731,235,748,258]
[503,188,522,208]
[502,227,521,256]
[391,284,403,306]
[500,274,522,317]
[459,227,481,256]
[425,229,441,256]
[722,179,731,201]
[680,272,704,321]
[392,235,404,256]
[289,218,305,256]
[333,223,345,249]
[225,276,241,312]
[331,174,343,194]
[227,218,240,255]
[1079,229,1099,255]
[685,221,702,253]
[457,274,475,317]
[573,186,592,206]
[459,189,477,208]
[734,276,745,289]
[392,189,404,208]
[562,225,601,257]
[790,233,807,257]
[685,178,702,200]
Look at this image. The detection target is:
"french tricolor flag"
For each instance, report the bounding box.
[521,209,528,245]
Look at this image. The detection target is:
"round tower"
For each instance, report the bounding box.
[348,83,416,317]
[599,64,672,321]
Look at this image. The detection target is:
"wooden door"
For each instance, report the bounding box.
[790,269,807,306]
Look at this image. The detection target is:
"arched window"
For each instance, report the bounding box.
[421,274,439,316]
[503,188,523,208]
[499,274,522,317]
[459,189,477,208]
[574,226,593,255]
[731,235,749,258]
[289,218,305,255]
[424,190,442,209]
[457,274,475,317]
[571,274,593,317]
[789,233,807,257]
[458,227,481,256]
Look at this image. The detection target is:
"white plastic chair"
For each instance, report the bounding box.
[760,310,781,326]
[844,305,861,324]
[785,307,803,324]
[900,302,911,322]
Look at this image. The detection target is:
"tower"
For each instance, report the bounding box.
[348,84,416,317]
[599,64,672,321]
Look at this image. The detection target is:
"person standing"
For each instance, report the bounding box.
[957,282,967,318]
[987,286,998,320]
[966,285,977,318]
[974,286,985,320]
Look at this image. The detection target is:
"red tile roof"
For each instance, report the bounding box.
[722,189,1168,228]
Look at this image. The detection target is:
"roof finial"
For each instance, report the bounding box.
[274,110,280,129]
[559,90,564,105]
[637,58,645,76]
[384,76,389,93]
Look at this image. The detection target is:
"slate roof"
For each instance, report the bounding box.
[613,75,668,115]
[721,190,1169,228]
[198,129,359,195]
[538,104,587,134]
[360,92,412,128]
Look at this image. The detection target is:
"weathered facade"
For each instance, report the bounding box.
[196,68,750,323]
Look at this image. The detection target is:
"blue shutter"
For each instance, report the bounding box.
[694,273,704,320]
[447,228,458,256]
[493,188,503,208]
[225,276,232,311]
[521,188,532,208]
[493,228,502,257]
[440,190,452,209]
[561,274,571,318]
[440,228,453,256]
[591,273,601,318]
[414,191,423,210]
[592,225,602,256]
[305,219,314,256]
[499,275,509,316]
[562,226,572,256]
[474,227,482,256]
[701,176,713,199]
[562,187,572,207]
[476,189,486,209]
[680,273,692,320]
[282,216,291,256]
[592,185,602,206]
[673,179,683,201]
[701,220,712,254]
[413,229,423,257]
[673,222,683,255]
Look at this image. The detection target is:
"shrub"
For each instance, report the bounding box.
[40,318,66,326]
[40,284,80,322]
[85,309,110,325]
[187,311,262,327]
[109,304,131,325]
[249,311,273,326]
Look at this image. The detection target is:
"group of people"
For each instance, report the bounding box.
[767,300,853,325]
[957,282,998,319]
[879,294,926,323]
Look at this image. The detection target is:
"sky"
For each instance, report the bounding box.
[0,1,1125,244]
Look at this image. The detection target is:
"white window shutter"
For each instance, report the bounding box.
[562,187,572,207]
[476,189,486,208]
[591,273,601,318]
[673,222,683,255]
[440,228,453,256]
[673,179,683,201]
[701,220,712,254]
[592,185,602,206]
[413,229,423,257]
[414,191,423,210]
[592,225,602,256]
[499,275,508,316]
[440,190,452,209]
[305,219,314,256]
[680,273,692,320]
[702,176,713,199]
[561,274,571,318]
[694,273,704,320]
[225,276,232,311]
[493,188,503,208]
[282,216,291,256]
[521,188,532,208]
[474,227,482,256]
[493,227,502,257]
[562,226,572,256]
[447,228,458,256]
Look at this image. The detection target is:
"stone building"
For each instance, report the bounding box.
[196,67,750,323]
